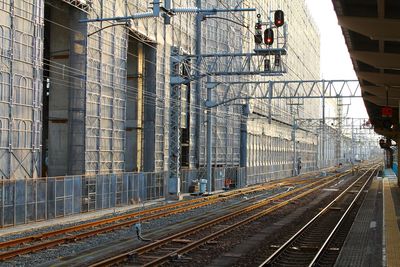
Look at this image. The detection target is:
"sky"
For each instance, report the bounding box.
[305,0,368,118]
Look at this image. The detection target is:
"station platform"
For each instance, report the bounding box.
[335,168,400,267]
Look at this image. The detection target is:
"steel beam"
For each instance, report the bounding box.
[80,1,256,24]
[168,48,183,200]
[205,80,360,108]
[183,49,287,77]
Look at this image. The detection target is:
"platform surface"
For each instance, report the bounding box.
[383,169,400,267]
[335,169,400,267]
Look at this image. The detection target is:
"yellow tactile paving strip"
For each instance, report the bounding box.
[384,178,400,267]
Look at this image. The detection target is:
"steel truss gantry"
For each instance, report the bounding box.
[171,61,359,193]
[201,78,362,175]
[80,0,261,198]
[295,117,372,132]
[170,49,288,86]
[204,79,361,108]
[294,116,379,165]
[188,50,287,78]
[166,4,261,199]
[62,0,90,13]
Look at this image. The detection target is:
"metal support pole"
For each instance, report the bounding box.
[80,0,161,23]
[168,48,182,200]
[351,118,355,163]
[79,4,255,23]
[268,81,272,124]
[194,0,202,167]
[337,99,342,165]
[398,100,400,186]
[240,107,248,168]
[322,80,326,167]
[292,108,297,176]
[315,133,319,170]
[398,138,400,186]
[206,76,213,193]
[164,0,172,24]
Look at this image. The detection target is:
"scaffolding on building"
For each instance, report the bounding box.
[0,0,381,227]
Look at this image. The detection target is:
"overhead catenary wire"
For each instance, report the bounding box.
[9,0,317,88]
[6,2,330,132]
[45,1,316,92]
[21,59,320,127]
[214,0,319,81]
[38,62,248,125]
[36,10,303,119]
[40,58,300,125]
[1,2,377,178]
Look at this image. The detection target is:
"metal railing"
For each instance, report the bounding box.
[0,171,166,227]
[0,163,324,228]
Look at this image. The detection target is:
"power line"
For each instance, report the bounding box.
[6,3,329,131]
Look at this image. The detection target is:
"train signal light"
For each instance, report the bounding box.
[254,15,263,44]
[274,10,284,27]
[264,28,274,45]
[381,106,393,118]
[264,59,271,72]
[254,22,262,44]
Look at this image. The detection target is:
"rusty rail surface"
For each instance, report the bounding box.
[259,164,380,267]
[0,175,315,260]
[87,171,353,267]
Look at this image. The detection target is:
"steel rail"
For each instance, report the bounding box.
[0,176,315,260]
[138,171,355,267]
[258,164,379,267]
[0,179,285,249]
[88,171,351,266]
[307,167,379,266]
[0,165,334,251]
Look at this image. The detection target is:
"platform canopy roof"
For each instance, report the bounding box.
[332,0,400,139]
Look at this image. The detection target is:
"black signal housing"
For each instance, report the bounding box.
[264,28,274,45]
[274,10,284,27]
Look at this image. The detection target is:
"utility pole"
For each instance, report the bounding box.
[168,48,183,200]
[167,4,256,198]
[170,9,289,195]
[337,98,343,164]
[351,118,355,162]
[292,107,297,176]
[206,76,214,193]
[268,81,273,124]
[321,80,326,168]
[195,0,202,168]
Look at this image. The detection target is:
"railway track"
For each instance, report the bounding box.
[0,173,319,261]
[258,164,379,267]
[59,169,358,267]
